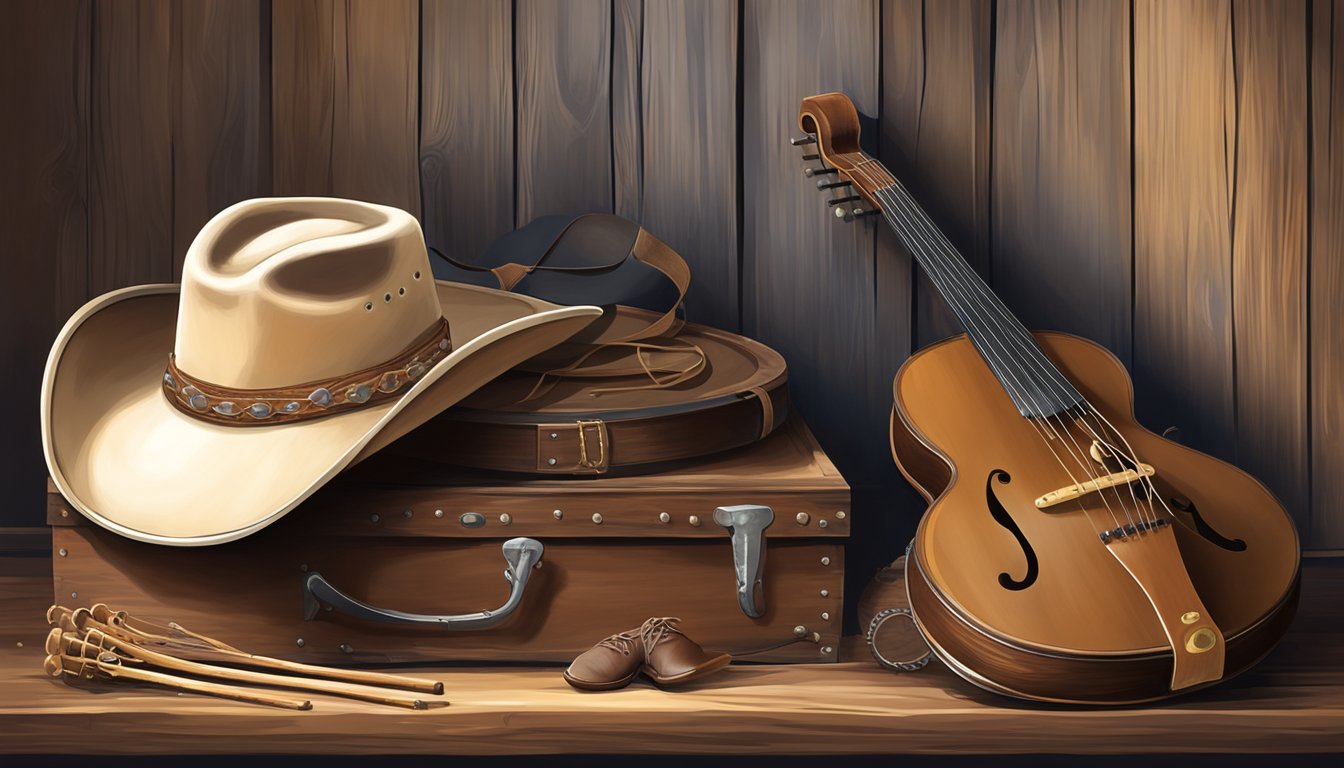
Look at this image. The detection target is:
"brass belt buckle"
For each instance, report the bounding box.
[576,419,608,472]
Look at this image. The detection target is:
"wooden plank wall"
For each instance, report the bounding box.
[3,0,1343,572]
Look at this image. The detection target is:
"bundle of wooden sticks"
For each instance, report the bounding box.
[43,603,448,710]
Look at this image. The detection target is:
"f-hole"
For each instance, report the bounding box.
[1170,497,1247,552]
[987,470,1039,590]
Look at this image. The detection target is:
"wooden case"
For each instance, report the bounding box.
[48,419,849,664]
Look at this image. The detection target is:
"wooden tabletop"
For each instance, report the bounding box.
[1,555,1341,756]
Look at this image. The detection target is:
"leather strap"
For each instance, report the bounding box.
[746,386,776,440]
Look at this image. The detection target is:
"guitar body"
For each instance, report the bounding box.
[892,332,1301,704]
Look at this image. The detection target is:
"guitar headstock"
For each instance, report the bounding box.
[793,92,889,221]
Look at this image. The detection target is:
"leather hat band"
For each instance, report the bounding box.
[162,318,452,426]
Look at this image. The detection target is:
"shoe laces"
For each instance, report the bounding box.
[596,630,641,656]
[639,616,685,652]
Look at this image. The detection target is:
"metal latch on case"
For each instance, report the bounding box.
[713,504,775,618]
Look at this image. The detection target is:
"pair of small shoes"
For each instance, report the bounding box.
[563,617,733,691]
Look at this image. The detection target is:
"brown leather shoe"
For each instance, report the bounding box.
[563,628,645,691]
[639,617,732,686]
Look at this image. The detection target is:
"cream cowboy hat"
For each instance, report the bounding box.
[41,197,601,546]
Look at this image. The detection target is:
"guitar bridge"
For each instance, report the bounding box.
[1035,464,1156,509]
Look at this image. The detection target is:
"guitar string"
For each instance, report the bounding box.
[876,176,1164,530]
[869,182,1135,535]
[836,158,1126,535]
[873,176,1154,532]
[841,155,1137,534]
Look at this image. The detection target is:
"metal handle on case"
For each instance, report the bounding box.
[713,504,774,618]
[301,537,544,629]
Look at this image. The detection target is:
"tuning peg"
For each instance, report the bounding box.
[851,207,879,218]
[835,206,880,221]
[804,167,838,178]
[827,195,862,207]
[801,153,820,161]
[790,135,817,146]
[816,179,849,190]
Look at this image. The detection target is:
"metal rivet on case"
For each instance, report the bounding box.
[658,512,671,524]
[793,625,808,637]
[820,556,831,566]
[820,589,829,597]
[549,432,558,439]
[547,457,558,466]
[71,592,77,599]
[819,519,829,528]
[500,513,512,525]
[835,510,847,519]
[688,515,701,526]
[295,638,305,648]
[592,513,603,525]
[553,509,563,520]
[370,514,380,523]
[822,646,834,654]
[795,512,810,525]
[339,644,354,654]
[434,509,444,518]
[61,510,69,518]
[58,548,68,557]
[821,612,831,621]
[403,509,413,519]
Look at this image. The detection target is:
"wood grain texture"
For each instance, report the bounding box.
[1313,0,1344,548]
[173,0,271,277]
[420,0,514,264]
[743,0,879,481]
[880,0,992,351]
[637,0,740,331]
[637,0,741,328]
[2,558,1343,754]
[1231,0,1309,533]
[271,0,337,196]
[515,0,612,225]
[90,0,173,293]
[272,0,419,213]
[334,0,419,215]
[0,0,88,528]
[992,0,1132,364]
[1132,0,1236,460]
[611,0,643,222]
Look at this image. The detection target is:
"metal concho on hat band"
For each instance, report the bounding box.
[162,318,452,426]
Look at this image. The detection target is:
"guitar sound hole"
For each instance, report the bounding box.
[1169,497,1247,552]
[987,470,1039,590]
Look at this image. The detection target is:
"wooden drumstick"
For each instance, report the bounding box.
[65,629,441,710]
[65,604,444,696]
[44,652,312,710]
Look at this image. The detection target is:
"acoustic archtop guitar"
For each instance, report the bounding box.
[795,92,1300,704]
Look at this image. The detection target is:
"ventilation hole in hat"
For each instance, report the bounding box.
[413,270,421,280]
[399,287,406,296]
[384,293,392,303]
[364,302,373,311]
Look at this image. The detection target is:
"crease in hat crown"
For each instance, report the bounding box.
[173,197,444,390]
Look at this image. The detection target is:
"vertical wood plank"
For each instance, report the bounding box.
[0,0,89,525]
[272,0,336,196]
[515,0,613,225]
[743,0,887,595]
[1312,0,1344,548]
[1231,0,1309,532]
[91,0,174,292]
[174,0,271,276]
[992,0,1132,364]
[611,0,644,222]
[638,0,740,331]
[880,0,992,350]
[335,0,419,215]
[421,0,514,262]
[1133,0,1236,460]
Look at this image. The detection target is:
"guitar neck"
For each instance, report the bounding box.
[864,163,1084,419]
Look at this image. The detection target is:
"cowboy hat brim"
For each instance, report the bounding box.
[42,281,600,546]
